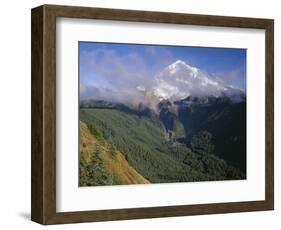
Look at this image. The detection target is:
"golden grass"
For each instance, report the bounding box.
[80,121,150,185]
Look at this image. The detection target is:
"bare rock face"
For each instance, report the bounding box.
[165,129,175,142]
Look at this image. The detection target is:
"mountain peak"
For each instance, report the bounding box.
[167,60,199,76]
[153,60,244,101]
[173,60,186,65]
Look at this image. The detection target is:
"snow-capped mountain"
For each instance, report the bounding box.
[82,60,245,112]
[150,60,244,101]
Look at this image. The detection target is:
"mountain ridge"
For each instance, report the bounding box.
[145,60,245,102]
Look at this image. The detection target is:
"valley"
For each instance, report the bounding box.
[79,96,246,186]
[79,60,246,186]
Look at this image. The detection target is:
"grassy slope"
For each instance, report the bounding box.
[80,121,150,185]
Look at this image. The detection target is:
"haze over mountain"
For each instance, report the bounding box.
[81,60,245,113]
[79,44,246,186]
[80,59,247,173]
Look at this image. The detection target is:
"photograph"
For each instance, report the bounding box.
[79,42,247,186]
[30,4,274,224]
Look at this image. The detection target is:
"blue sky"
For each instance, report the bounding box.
[79,42,246,98]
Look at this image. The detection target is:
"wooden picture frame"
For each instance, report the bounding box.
[31,4,274,225]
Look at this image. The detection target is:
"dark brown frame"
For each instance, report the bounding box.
[31,4,274,225]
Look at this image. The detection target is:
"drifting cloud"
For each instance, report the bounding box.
[81,48,150,88]
[79,44,176,104]
[79,43,246,106]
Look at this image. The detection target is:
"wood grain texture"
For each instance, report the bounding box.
[31,4,274,225]
[265,20,274,210]
[31,6,44,224]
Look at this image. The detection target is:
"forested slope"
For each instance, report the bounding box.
[80,105,245,186]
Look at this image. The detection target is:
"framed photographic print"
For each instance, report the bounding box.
[31,4,274,225]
